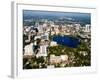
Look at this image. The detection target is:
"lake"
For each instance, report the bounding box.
[53,35,80,48]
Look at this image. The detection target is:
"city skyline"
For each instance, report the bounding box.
[23,10,91,26]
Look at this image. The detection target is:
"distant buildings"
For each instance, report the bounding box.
[85,24,91,32]
[74,24,81,32]
[35,22,43,33]
[81,24,91,33]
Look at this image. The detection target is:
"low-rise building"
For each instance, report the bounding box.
[50,54,68,64]
[50,41,58,46]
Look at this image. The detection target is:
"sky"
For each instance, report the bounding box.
[23,10,90,18]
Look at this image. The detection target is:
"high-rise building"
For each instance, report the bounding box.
[74,24,81,31]
[85,24,91,32]
[40,45,48,56]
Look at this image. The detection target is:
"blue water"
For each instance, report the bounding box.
[53,36,80,48]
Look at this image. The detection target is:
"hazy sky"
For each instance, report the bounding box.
[23,10,90,18]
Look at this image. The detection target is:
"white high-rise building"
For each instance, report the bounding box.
[35,22,39,27]
[35,22,43,33]
[44,32,49,40]
[24,43,34,56]
[74,24,81,31]
[40,45,48,56]
[38,25,43,33]
[85,24,91,32]
[43,23,47,27]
